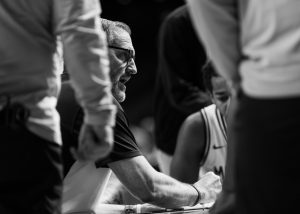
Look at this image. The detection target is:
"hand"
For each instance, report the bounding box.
[193,171,222,204]
[71,123,114,161]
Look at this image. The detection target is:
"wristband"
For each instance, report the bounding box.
[190,184,201,206]
[124,204,141,213]
[136,204,141,213]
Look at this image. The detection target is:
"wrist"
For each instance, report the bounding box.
[190,184,201,206]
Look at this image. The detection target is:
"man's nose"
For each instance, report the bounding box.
[127,59,137,74]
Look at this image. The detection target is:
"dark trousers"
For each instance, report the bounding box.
[0,109,63,214]
[228,91,300,214]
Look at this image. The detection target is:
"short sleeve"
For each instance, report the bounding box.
[95,101,142,167]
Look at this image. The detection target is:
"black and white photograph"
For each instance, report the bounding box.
[1,0,300,214]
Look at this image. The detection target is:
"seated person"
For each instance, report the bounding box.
[170,61,231,183]
[57,19,221,213]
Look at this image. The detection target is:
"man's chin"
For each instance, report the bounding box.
[112,86,126,102]
[115,93,126,103]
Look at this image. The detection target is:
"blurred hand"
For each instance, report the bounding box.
[71,123,114,161]
[193,171,222,204]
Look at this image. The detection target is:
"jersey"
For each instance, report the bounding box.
[199,104,227,180]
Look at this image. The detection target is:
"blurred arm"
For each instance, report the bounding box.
[186,0,241,88]
[54,0,116,127]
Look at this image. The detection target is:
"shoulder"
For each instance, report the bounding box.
[177,110,206,147]
[181,111,205,133]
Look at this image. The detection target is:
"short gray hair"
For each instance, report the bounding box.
[100,18,131,45]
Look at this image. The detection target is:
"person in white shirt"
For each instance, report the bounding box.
[0,0,116,213]
[186,0,300,213]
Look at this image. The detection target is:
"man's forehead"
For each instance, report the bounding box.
[110,28,132,47]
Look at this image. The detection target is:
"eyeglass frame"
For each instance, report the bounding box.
[108,45,135,65]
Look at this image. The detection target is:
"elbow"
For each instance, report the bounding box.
[138,193,156,204]
[139,192,164,205]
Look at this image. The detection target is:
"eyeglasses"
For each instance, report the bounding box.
[108,45,135,65]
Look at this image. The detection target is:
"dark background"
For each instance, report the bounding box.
[101,0,184,125]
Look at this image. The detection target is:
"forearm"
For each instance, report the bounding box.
[141,171,221,208]
[55,0,116,126]
[145,171,199,208]
[186,0,241,85]
[63,26,116,126]
[110,157,199,208]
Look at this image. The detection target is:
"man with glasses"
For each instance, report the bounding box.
[57,18,221,213]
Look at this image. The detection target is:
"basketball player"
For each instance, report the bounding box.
[170,61,231,183]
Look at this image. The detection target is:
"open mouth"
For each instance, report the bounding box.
[119,76,130,84]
